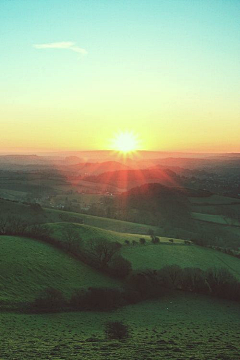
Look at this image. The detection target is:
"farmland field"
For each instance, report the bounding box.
[192,212,240,226]
[46,208,160,234]
[121,243,240,278]
[0,293,239,359]
[0,198,160,234]
[0,236,119,306]
[48,222,184,245]
[189,195,240,205]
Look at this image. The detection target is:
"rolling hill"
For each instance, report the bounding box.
[0,235,120,307]
[83,168,180,189]
[45,222,240,280]
[121,243,240,279]
[68,161,132,176]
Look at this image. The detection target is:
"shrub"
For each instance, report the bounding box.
[205,268,238,299]
[108,255,132,278]
[151,236,160,244]
[127,270,164,299]
[139,237,146,245]
[158,265,182,288]
[71,287,124,311]
[180,267,207,293]
[31,288,65,313]
[104,321,130,340]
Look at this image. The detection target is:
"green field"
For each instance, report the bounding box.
[46,207,160,234]
[121,243,240,279]
[192,212,240,226]
[0,236,119,306]
[189,195,240,205]
[0,189,28,201]
[0,198,160,235]
[1,293,240,359]
[47,222,184,246]
[48,222,240,280]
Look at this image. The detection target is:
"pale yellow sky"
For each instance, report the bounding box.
[1,0,240,153]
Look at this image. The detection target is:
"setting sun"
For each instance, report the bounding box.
[111,131,140,153]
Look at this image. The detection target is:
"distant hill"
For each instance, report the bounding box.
[114,183,192,228]
[84,168,180,189]
[68,161,132,176]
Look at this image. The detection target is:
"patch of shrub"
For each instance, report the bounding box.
[151,236,160,244]
[139,237,146,245]
[108,255,132,278]
[127,270,164,299]
[30,288,65,313]
[70,287,124,311]
[104,321,130,340]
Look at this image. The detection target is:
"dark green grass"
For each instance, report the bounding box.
[189,195,240,205]
[0,236,120,305]
[192,212,240,226]
[121,243,240,278]
[1,293,240,359]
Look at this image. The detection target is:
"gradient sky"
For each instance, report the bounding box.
[1,0,240,153]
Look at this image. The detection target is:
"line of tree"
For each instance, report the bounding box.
[0,216,132,279]
[28,264,240,314]
[127,265,240,302]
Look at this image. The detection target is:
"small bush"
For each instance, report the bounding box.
[31,288,65,313]
[104,321,130,340]
[108,255,132,278]
[151,236,160,244]
[71,287,124,311]
[139,237,146,245]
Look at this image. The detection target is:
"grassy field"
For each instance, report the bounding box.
[0,236,120,306]
[48,222,240,280]
[0,189,28,201]
[0,198,160,235]
[192,212,240,226]
[121,243,240,279]
[46,207,160,234]
[47,222,184,246]
[189,195,240,205]
[0,293,239,359]
[53,193,103,205]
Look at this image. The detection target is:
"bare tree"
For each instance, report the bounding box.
[87,238,121,268]
[62,227,82,251]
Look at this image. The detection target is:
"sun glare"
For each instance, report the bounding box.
[112,131,140,153]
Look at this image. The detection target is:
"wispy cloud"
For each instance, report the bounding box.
[33,42,87,55]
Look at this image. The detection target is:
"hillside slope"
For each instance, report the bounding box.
[121,243,240,279]
[0,236,120,306]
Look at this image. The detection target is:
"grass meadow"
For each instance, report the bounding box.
[0,292,240,359]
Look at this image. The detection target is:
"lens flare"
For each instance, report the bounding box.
[111,131,140,154]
